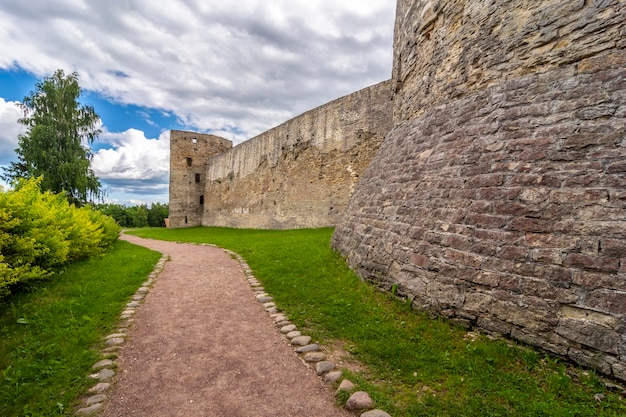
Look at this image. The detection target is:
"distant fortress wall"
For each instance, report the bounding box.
[201,81,392,229]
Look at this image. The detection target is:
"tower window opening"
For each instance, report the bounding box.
[200,195,204,205]
[195,173,201,183]
[186,157,192,166]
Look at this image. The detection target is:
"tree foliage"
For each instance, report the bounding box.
[147,202,169,228]
[97,203,169,228]
[0,178,119,300]
[1,69,102,206]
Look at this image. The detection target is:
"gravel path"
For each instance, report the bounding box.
[92,233,351,417]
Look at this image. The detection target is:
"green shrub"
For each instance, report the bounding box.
[0,178,120,299]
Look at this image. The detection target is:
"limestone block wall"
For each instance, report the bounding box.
[202,81,392,229]
[169,130,232,228]
[333,0,626,380]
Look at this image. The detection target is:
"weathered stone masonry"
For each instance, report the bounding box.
[169,130,232,228]
[169,0,626,381]
[201,81,392,229]
[332,0,626,380]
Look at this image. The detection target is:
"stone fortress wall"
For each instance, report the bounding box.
[201,81,392,229]
[169,0,626,380]
[332,0,626,380]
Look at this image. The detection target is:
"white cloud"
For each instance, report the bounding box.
[0,98,25,166]
[0,96,171,202]
[92,129,170,197]
[0,1,395,203]
[0,1,394,143]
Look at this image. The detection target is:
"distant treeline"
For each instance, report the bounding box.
[97,203,169,228]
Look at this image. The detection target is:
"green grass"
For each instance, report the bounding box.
[129,226,626,417]
[0,240,161,416]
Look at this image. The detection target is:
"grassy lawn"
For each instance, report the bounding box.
[0,240,161,416]
[129,226,626,417]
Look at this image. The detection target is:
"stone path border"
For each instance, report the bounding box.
[223,248,391,416]
[230,247,626,417]
[75,241,392,416]
[75,255,168,415]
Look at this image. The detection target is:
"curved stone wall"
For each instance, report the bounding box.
[333,0,626,380]
[202,81,392,229]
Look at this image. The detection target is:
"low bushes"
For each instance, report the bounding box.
[0,178,119,299]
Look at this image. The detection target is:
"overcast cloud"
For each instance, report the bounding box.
[0,0,395,203]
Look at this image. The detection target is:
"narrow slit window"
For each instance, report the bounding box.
[195,173,201,183]
[199,195,204,205]
[186,157,192,166]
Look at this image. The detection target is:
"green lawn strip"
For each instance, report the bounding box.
[0,240,161,416]
[128,226,626,417]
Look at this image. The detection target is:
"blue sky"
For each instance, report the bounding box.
[0,68,180,139]
[0,0,394,205]
[83,92,184,142]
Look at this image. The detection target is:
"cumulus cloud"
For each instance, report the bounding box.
[0,102,169,201]
[0,98,25,166]
[0,0,394,142]
[92,129,170,197]
[0,1,395,202]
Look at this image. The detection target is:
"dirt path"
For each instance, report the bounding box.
[100,234,349,417]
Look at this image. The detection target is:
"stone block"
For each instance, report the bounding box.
[315,361,335,375]
[477,316,513,336]
[578,50,626,73]
[426,281,463,309]
[556,318,620,354]
[506,218,553,233]
[463,292,492,313]
[361,410,392,417]
[600,239,626,258]
[520,279,579,304]
[336,379,355,393]
[613,362,626,381]
[490,300,554,332]
[584,290,626,315]
[567,348,614,375]
[564,254,620,273]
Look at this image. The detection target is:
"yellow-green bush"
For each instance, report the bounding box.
[0,178,120,298]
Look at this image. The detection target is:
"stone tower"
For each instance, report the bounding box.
[333,0,626,380]
[168,130,232,228]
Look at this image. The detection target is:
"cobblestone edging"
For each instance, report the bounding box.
[75,255,169,415]
[224,249,392,417]
[75,248,392,416]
